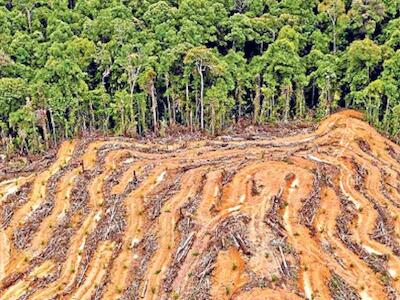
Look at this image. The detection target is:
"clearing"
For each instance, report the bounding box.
[0,110,400,299]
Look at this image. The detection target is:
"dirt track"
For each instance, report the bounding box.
[0,110,400,299]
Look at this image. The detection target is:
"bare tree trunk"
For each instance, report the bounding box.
[333,24,337,54]
[185,81,190,126]
[21,136,28,155]
[195,88,199,129]
[211,103,215,136]
[129,66,140,128]
[171,94,176,125]
[102,67,111,86]
[165,73,172,125]
[190,109,193,132]
[89,98,95,131]
[151,84,157,133]
[253,74,261,124]
[328,7,338,54]
[197,62,205,130]
[37,109,49,149]
[25,7,32,33]
[235,86,242,120]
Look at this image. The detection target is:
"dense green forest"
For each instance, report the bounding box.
[0,0,400,154]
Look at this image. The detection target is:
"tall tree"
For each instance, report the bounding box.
[317,0,347,53]
[263,26,305,121]
[139,68,158,132]
[343,38,382,106]
[307,50,340,118]
[184,47,224,130]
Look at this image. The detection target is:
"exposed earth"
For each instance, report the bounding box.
[1,110,400,299]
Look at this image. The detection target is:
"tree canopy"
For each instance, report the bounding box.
[0,0,399,154]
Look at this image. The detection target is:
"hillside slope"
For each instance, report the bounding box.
[1,110,400,300]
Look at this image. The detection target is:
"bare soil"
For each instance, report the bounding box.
[1,110,400,299]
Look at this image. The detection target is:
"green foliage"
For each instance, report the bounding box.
[0,78,28,124]
[205,79,234,134]
[344,38,382,106]
[307,50,340,118]
[348,0,386,37]
[0,0,400,155]
[9,104,41,153]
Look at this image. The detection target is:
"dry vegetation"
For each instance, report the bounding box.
[0,110,400,299]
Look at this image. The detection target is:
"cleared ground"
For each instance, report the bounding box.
[0,110,400,299]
